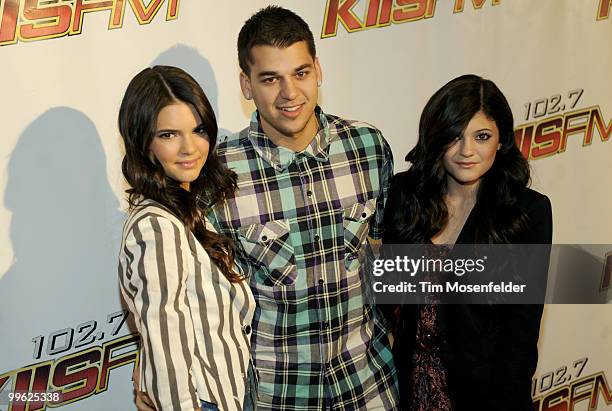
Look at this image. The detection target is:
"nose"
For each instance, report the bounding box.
[279,77,298,100]
[458,136,474,157]
[180,133,196,155]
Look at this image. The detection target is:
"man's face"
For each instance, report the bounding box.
[240,41,322,147]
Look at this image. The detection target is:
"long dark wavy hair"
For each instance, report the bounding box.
[391,74,531,243]
[119,65,241,281]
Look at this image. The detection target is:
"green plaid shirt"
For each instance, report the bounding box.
[209,107,398,410]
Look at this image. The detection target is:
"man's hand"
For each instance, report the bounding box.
[132,366,156,411]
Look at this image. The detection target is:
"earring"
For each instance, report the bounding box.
[245,92,251,99]
[317,81,322,87]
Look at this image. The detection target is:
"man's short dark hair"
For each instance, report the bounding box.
[238,6,316,76]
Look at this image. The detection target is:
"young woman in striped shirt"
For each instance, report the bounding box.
[117,66,256,411]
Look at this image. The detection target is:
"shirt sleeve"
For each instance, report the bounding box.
[122,215,200,411]
[369,132,394,240]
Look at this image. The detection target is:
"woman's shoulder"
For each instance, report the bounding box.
[389,170,411,187]
[124,198,185,235]
[514,187,553,244]
[516,187,552,214]
[387,170,412,202]
[383,171,414,243]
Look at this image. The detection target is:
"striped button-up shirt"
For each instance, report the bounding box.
[209,107,398,410]
[118,199,255,410]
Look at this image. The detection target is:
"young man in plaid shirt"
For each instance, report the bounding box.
[211,6,399,410]
[135,6,398,410]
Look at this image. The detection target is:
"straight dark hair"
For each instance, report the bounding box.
[119,65,241,281]
[237,5,316,76]
[390,74,531,243]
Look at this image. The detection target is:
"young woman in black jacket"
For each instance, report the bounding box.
[383,74,552,411]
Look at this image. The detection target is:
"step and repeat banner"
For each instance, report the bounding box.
[0,1,610,410]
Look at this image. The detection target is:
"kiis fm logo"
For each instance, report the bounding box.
[0,0,179,47]
[0,311,137,409]
[321,0,501,38]
[322,0,611,38]
[514,89,611,160]
[532,372,612,410]
[531,357,612,410]
[0,334,140,410]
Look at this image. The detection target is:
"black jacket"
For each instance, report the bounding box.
[383,171,553,411]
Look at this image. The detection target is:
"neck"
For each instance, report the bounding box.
[180,182,190,192]
[445,176,479,208]
[431,176,479,245]
[261,113,319,152]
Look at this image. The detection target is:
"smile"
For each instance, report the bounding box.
[176,159,199,168]
[279,105,301,112]
[277,104,304,117]
[456,162,478,168]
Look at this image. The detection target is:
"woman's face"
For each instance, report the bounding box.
[442,110,500,187]
[149,102,210,190]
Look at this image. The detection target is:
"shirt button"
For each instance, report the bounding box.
[261,235,268,242]
[306,190,313,196]
[243,325,252,335]
[361,212,367,218]
[318,278,324,285]
[321,322,329,329]
[314,235,320,241]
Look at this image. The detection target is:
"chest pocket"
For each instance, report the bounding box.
[238,219,296,287]
[343,199,377,261]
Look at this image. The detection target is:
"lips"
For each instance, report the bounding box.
[277,103,304,118]
[456,162,478,168]
[176,158,200,168]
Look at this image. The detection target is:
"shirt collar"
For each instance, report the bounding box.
[247,106,330,171]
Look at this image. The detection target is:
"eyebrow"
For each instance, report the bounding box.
[257,63,313,78]
[474,128,493,132]
[156,123,204,133]
[294,63,313,72]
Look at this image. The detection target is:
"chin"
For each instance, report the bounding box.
[178,174,199,184]
[449,173,483,186]
[458,179,481,186]
[277,124,306,137]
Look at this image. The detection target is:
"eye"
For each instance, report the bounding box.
[157,132,176,139]
[261,77,276,84]
[295,70,308,79]
[194,126,208,137]
[475,132,492,141]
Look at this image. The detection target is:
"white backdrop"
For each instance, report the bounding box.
[0,1,610,410]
